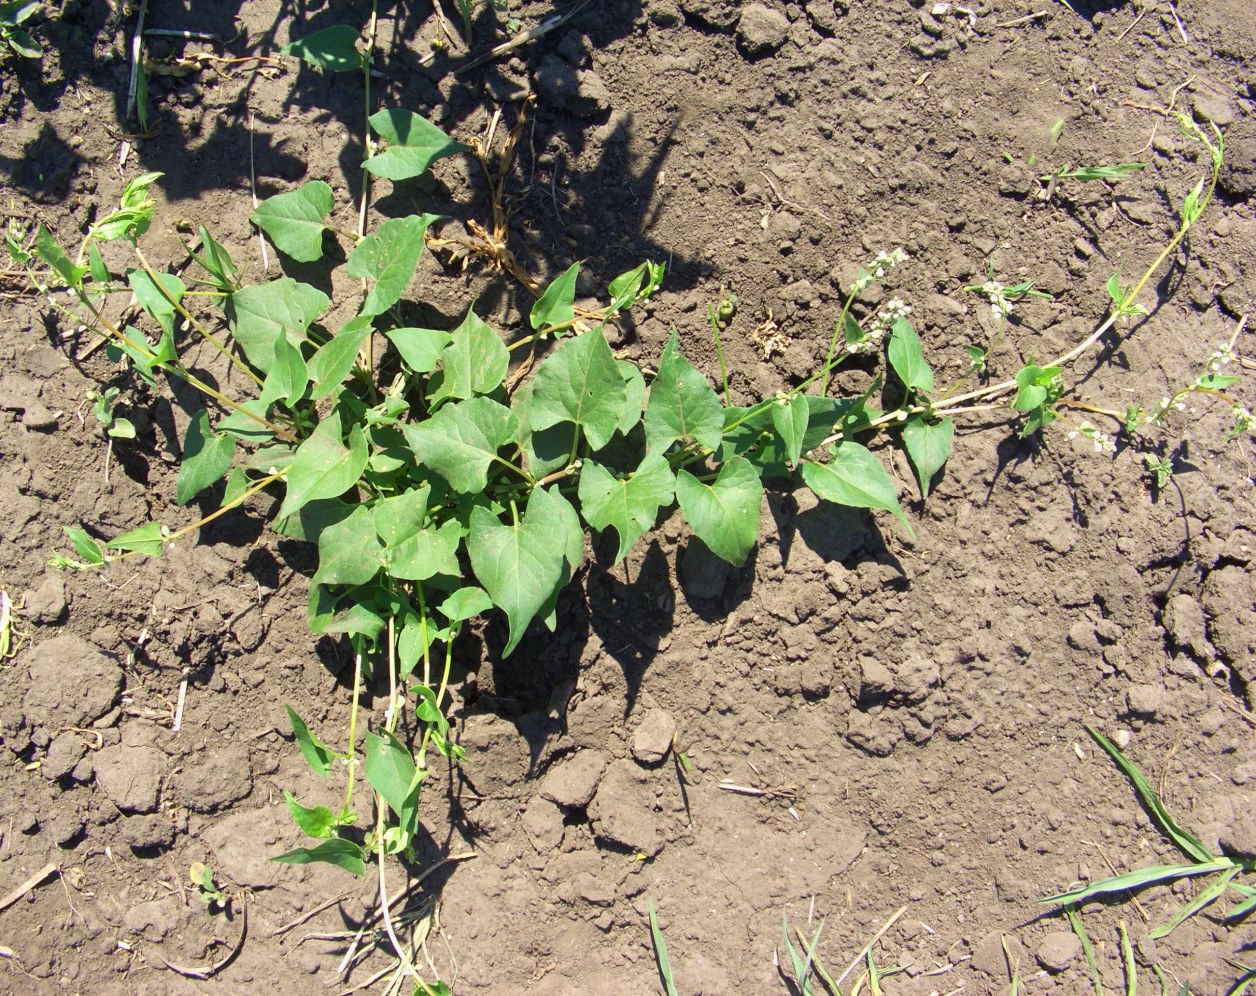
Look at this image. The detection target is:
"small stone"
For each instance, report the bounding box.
[845,709,901,757]
[1162,593,1214,661]
[805,0,843,35]
[1036,931,1081,973]
[971,931,1024,978]
[1219,817,1256,859]
[736,4,790,56]
[588,759,663,855]
[1113,728,1131,750]
[93,745,166,813]
[631,709,676,765]
[119,813,175,851]
[541,749,609,809]
[1192,92,1235,127]
[520,796,564,854]
[24,635,124,732]
[23,574,67,624]
[1125,683,1166,720]
[40,734,87,781]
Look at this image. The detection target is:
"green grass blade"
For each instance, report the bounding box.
[1150,868,1240,939]
[782,913,815,996]
[648,898,678,996]
[1084,725,1213,863]
[1065,905,1106,996]
[1120,920,1137,996]
[1226,890,1256,922]
[1044,859,1240,906]
[1003,934,1022,995]
[1227,960,1256,995]
[793,928,842,996]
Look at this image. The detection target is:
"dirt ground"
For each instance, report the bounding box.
[2,0,1255,992]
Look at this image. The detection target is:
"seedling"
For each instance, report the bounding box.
[964,263,1053,321]
[0,588,28,662]
[1043,726,1255,992]
[188,862,228,912]
[0,0,41,59]
[1040,161,1145,202]
[89,387,136,440]
[648,898,679,996]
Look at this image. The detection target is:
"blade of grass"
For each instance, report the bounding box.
[1065,904,1106,996]
[1044,859,1241,906]
[648,897,678,996]
[1226,959,1256,995]
[782,912,817,996]
[1226,888,1256,922]
[835,906,907,988]
[1151,867,1241,939]
[1120,920,1136,996]
[1084,725,1213,863]
[1003,934,1022,996]
[794,927,843,996]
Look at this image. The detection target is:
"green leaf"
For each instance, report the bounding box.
[0,2,40,28]
[1042,859,1239,907]
[218,399,276,442]
[1013,364,1062,411]
[35,226,87,289]
[283,790,338,839]
[308,315,372,399]
[273,838,366,877]
[281,24,363,72]
[373,487,462,582]
[105,521,164,557]
[227,278,329,374]
[887,317,934,393]
[87,243,109,285]
[532,484,584,630]
[675,456,762,567]
[312,505,382,587]
[6,27,40,58]
[177,409,236,505]
[108,418,136,440]
[644,329,724,453]
[770,394,810,468]
[616,360,646,436]
[88,173,163,243]
[530,327,627,451]
[197,225,239,291]
[466,486,571,656]
[384,327,451,373]
[1150,868,1239,940]
[363,109,469,181]
[285,705,335,775]
[901,416,953,498]
[429,308,510,406]
[345,214,440,317]
[578,453,676,564]
[530,261,579,332]
[259,333,311,410]
[801,442,915,539]
[250,181,334,262]
[64,527,105,565]
[127,270,185,337]
[607,260,664,315]
[364,729,421,831]
[1198,373,1239,391]
[277,411,369,521]
[402,396,517,494]
[1084,725,1214,863]
[440,586,493,624]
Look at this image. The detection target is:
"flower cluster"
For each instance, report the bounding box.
[848,297,912,356]
[848,247,909,295]
[977,279,1013,319]
[1068,422,1115,454]
[1150,395,1187,424]
[1230,404,1254,440]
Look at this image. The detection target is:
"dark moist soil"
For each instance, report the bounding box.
[2,1,1256,992]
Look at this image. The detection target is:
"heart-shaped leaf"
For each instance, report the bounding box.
[800,442,914,539]
[644,329,724,453]
[402,396,517,494]
[177,409,236,505]
[363,109,469,181]
[250,181,334,262]
[346,214,440,317]
[675,456,762,567]
[428,308,510,405]
[578,452,676,564]
[529,327,626,451]
[901,416,954,498]
[281,24,363,72]
[277,411,368,520]
[227,278,329,374]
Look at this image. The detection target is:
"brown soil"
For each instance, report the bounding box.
[2,1,1255,993]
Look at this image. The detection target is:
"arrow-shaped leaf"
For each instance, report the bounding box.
[177,409,236,505]
[644,329,724,453]
[529,327,626,451]
[277,411,368,520]
[346,214,440,317]
[429,308,510,405]
[402,396,517,494]
[578,452,675,564]
[308,315,372,399]
[227,278,329,374]
[901,416,953,498]
[250,181,334,262]
[675,456,762,567]
[800,442,914,539]
[363,109,469,181]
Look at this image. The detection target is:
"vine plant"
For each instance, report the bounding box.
[10,17,1235,995]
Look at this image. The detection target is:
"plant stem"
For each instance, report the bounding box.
[133,245,263,388]
[820,288,859,396]
[707,305,730,405]
[342,645,364,817]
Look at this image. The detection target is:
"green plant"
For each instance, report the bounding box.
[189,861,228,912]
[89,386,136,440]
[0,0,41,59]
[1043,727,1255,991]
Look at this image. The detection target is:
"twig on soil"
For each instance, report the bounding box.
[0,863,59,912]
[718,781,797,801]
[834,905,908,989]
[151,894,247,979]
[1116,4,1151,42]
[1166,1,1188,44]
[124,0,150,125]
[996,11,1048,28]
[272,892,353,937]
[171,667,190,733]
[453,0,593,76]
[249,112,270,272]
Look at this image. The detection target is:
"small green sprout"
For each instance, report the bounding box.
[189,862,228,912]
[0,1,42,59]
[1144,454,1174,490]
[964,344,987,374]
[90,387,137,440]
[1105,269,1147,320]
